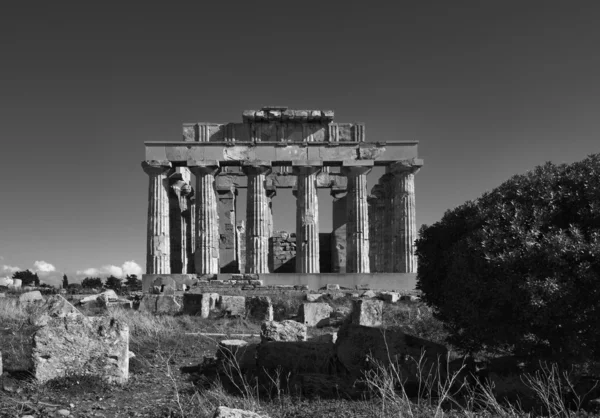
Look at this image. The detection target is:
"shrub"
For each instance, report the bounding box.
[416,154,600,361]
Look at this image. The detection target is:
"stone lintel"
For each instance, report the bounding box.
[141,160,172,175]
[291,160,323,167]
[342,160,374,167]
[387,158,424,174]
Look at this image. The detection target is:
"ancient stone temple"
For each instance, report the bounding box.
[142,107,422,291]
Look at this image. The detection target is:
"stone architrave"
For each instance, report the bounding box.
[342,163,373,273]
[242,162,272,273]
[293,163,322,273]
[142,160,172,274]
[389,161,422,273]
[331,190,347,273]
[189,161,221,274]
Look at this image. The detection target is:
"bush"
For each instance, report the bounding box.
[416,154,600,362]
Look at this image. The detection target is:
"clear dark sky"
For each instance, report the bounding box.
[1,1,599,285]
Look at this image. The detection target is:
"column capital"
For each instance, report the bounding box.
[142,160,172,175]
[241,161,272,176]
[188,160,220,176]
[341,165,372,177]
[330,188,347,199]
[291,162,322,176]
[266,185,277,199]
[388,159,424,175]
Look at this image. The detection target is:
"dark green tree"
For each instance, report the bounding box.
[104,275,122,291]
[62,274,69,289]
[81,277,103,288]
[12,270,40,286]
[124,274,140,289]
[416,154,600,362]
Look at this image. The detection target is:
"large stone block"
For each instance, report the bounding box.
[335,324,447,380]
[256,341,339,374]
[260,320,307,342]
[183,293,211,317]
[351,299,383,327]
[216,340,257,371]
[299,303,333,327]
[246,296,273,321]
[19,291,43,305]
[32,315,129,384]
[138,295,181,314]
[213,406,268,418]
[381,292,400,303]
[218,295,246,317]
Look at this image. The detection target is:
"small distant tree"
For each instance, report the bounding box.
[12,270,40,286]
[124,274,140,289]
[62,274,69,289]
[81,277,103,288]
[104,275,122,291]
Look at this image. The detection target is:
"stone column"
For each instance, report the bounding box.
[367,193,378,272]
[377,173,395,272]
[389,160,422,273]
[142,160,172,274]
[342,163,372,273]
[186,190,196,274]
[266,186,276,240]
[242,162,272,273]
[293,164,321,273]
[169,169,192,274]
[330,189,347,273]
[189,161,221,275]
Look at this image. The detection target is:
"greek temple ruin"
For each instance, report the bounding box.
[141,107,422,291]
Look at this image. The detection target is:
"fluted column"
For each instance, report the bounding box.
[389,160,422,273]
[293,164,321,273]
[342,163,372,273]
[367,193,378,272]
[187,190,196,273]
[169,169,192,274]
[189,161,221,274]
[377,174,394,272]
[242,162,272,273]
[331,189,347,273]
[142,160,172,274]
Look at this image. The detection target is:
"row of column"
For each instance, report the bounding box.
[142,160,420,275]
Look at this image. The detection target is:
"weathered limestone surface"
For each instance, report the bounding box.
[306,293,323,302]
[33,315,129,384]
[213,406,269,418]
[142,161,172,274]
[246,296,273,321]
[342,165,372,273]
[190,162,220,274]
[389,161,421,273]
[138,295,181,314]
[351,299,383,327]
[183,293,211,317]
[260,320,307,342]
[19,290,43,305]
[335,323,447,380]
[381,291,400,303]
[243,163,271,273]
[300,303,333,327]
[169,169,192,274]
[188,192,196,273]
[269,231,296,272]
[294,165,321,273]
[219,295,246,317]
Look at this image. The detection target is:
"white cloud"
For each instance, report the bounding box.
[34,260,56,273]
[122,260,142,277]
[2,265,21,274]
[76,261,142,279]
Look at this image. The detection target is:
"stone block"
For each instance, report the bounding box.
[260,320,307,343]
[299,303,333,327]
[216,340,257,371]
[246,296,273,321]
[351,299,383,327]
[107,300,133,309]
[19,290,43,305]
[305,293,323,302]
[400,295,421,302]
[32,315,129,384]
[326,284,340,291]
[183,293,208,317]
[335,323,447,381]
[155,295,182,314]
[309,332,338,344]
[381,292,400,303]
[213,406,267,418]
[328,292,345,300]
[256,341,339,374]
[219,295,246,317]
[360,290,377,298]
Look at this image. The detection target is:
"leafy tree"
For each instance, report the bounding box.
[12,270,39,286]
[124,274,140,289]
[104,275,122,291]
[416,154,600,362]
[62,274,69,289]
[81,277,103,289]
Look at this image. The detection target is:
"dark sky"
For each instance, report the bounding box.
[1,1,599,284]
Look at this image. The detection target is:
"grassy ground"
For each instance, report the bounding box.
[1,293,598,417]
